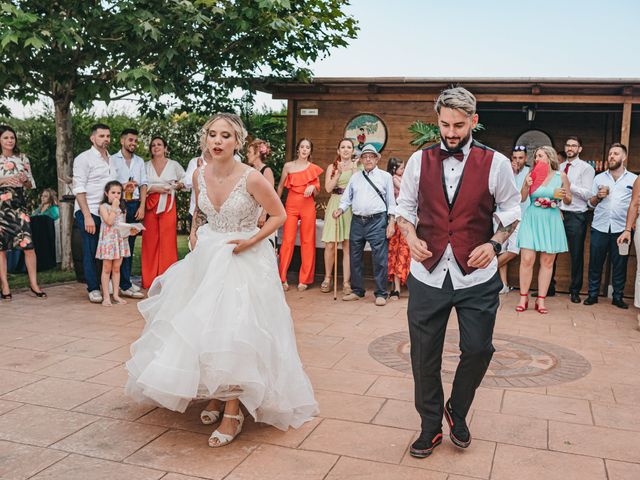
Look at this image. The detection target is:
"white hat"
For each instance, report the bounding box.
[357,144,380,158]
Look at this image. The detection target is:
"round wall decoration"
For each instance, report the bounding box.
[515,129,554,164]
[344,113,387,154]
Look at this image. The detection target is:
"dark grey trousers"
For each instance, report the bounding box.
[407,271,502,433]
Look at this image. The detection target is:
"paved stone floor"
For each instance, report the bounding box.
[1,282,640,479]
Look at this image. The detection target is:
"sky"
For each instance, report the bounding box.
[7,0,640,117]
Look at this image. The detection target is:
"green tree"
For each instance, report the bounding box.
[0,0,357,269]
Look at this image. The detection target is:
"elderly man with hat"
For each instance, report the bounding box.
[333,144,396,306]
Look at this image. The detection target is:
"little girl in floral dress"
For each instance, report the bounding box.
[96,181,131,307]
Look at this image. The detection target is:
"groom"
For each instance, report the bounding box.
[396,87,521,458]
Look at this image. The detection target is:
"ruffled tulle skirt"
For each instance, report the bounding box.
[125,226,318,431]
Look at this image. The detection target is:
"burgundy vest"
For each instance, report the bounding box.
[417,142,495,275]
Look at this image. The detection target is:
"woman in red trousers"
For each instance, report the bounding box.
[276,138,323,291]
[142,136,186,289]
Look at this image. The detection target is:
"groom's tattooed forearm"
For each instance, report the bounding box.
[497,220,519,234]
[396,217,415,239]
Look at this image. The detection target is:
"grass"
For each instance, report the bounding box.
[7,234,190,289]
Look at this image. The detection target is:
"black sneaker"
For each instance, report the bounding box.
[409,430,443,458]
[444,399,471,448]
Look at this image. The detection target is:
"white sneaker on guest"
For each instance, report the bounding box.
[498,284,510,295]
[88,290,103,303]
[130,283,141,293]
[120,288,144,299]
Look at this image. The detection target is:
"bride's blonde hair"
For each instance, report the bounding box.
[199,113,247,154]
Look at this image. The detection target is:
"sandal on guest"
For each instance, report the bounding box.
[282,282,289,291]
[200,403,224,425]
[389,290,400,300]
[1,290,12,300]
[343,282,352,295]
[515,293,528,312]
[320,279,332,293]
[208,411,244,448]
[297,283,308,292]
[29,287,47,299]
[535,296,548,314]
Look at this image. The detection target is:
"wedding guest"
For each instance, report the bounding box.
[112,128,146,298]
[0,125,46,300]
[386,157,410,299]
[320,138,359,294]
[517,146,571,314]
[554,136,595,302]
[73,123,118,303]
[395,87,520,458]
[334,144,396,306]
[276,138,323,291]
[585,143,636,308]
[618,158,640,327]
[496,146,530,293]
[142,136,185,289]
[32,188,59,220]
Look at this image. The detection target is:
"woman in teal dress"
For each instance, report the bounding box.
[516,145,571,314]
[32,188,60,220]
[320,138,360,294]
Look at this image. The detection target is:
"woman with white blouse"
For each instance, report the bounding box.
[142,136,186,288]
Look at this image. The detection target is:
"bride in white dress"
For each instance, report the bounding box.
[125,113,318,447]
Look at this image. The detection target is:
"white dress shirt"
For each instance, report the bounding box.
[514,165,531,212]
[111,150,148,200]
[145,159,186,214]
[72,147,117,215]
[184,156,208,215]
[559,158,595,213]
[396,139,521,289]
[589,168,637,234]
[338,166,396,216]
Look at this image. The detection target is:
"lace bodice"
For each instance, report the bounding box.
[197,166,261,233]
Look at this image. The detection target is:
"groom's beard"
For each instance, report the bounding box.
[441,131,472,153]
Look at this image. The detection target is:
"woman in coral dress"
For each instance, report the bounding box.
[276,138,323,291]
[126,113,317,448]
[386,157,410,299]
[141,136,186,288]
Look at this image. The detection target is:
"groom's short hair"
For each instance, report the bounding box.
[435,87,476,117]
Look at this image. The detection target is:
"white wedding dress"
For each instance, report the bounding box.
[125,166,318,431]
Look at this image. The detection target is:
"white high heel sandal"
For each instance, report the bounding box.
[208,411,244,448]
[200,403,224,425]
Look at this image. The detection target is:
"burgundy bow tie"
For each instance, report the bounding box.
[440,149,464,161]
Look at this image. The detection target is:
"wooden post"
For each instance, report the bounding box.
[286,99,296,163]
[621,100,632,153]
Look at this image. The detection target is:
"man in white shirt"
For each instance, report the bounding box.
[496,146,530,293]
[583,143,636,308]
[111,128,146,298]
[556,136,595,303]
[72,124,117,303]
[333,144,396,306]
[396,87,520,459]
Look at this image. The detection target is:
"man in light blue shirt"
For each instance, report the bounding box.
[333,144,396,305]
[111,128,147,298]
[584,143,637,308]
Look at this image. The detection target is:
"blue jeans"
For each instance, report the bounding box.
[588,228,630,300]
[74,210,101,292]
[349,213,388,298]
[119,200,140,290]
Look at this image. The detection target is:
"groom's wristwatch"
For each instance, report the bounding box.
[489,240,502,255]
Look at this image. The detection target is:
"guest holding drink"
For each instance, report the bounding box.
[516,146,571,314]
[142,136,185,289]
[112,128,147,298]
[320,138,359,294]
[276,138,323,291]
[587,143,637,308]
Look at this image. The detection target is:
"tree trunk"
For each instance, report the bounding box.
[54,98,74,271]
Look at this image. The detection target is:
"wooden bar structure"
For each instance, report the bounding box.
[258,78,640,295]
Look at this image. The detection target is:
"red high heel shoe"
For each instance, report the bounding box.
[515,293,529,312]
[534,296,548,314]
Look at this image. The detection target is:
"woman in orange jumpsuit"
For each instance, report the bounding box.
[276,138,323,291]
